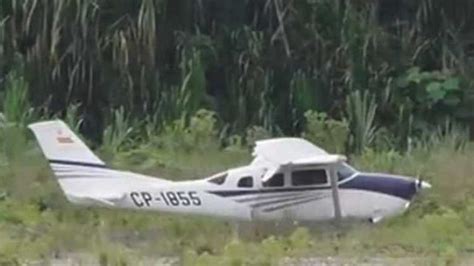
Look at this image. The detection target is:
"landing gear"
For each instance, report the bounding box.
[369,216,383,224]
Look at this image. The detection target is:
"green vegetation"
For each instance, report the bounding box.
[0,106,473,264]
[1,0,474,264]
[1,0,474,145]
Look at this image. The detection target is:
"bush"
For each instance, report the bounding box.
[97,246,130,266]
[395,67,462,114]
[222,239,247,265]
[0,126,29,163]
[158,109,219,152]
[0,249,20,266]
[181,227,315,265]
[439,245,459,266]
[102,107,135,157]
[187,109,219,150]
[302,111,349,153]
[287,227,313,254]
[345,90,377,154]
[353,148,403,173]
[245,126,272,147]
[461,200,474,229]
[419,208,469,247]
[1,70,34,127]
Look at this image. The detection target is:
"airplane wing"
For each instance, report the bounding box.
[252,138,346,181]
[252,138,328,164]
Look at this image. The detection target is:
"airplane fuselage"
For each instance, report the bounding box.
[29,121,430,224]
[60,163,421,223]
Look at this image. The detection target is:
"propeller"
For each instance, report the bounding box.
[416,175,432,191]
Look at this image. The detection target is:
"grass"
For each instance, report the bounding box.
[0,115,473,264]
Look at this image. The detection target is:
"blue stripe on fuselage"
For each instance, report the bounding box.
[208,174,417,201]
[339,174,417,200]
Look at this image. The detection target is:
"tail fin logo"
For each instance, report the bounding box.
[56,129,74,144]
[57,136,74,144]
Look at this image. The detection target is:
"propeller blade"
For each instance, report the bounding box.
[420,180,432,189]
[416,178,432,190]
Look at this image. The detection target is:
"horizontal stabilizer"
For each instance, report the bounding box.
[68,193,125,207]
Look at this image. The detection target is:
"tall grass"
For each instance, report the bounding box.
[346,90,378,153]
[1,71,32,127]
[0,70,33,163]
[1,0,473,139]
[102,106,134,156]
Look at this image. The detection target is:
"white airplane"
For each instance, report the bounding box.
[29,120,431,223]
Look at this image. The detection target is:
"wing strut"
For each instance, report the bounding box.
[329,163,342,221]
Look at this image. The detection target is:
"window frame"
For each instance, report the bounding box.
[336,163,358,182]
[262,173,285,188]
[207,172,228,185]
[290,168,329,187]
[237,176,254,188]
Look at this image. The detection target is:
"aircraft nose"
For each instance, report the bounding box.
[406,177,431,200]
[340,173,420,201]
[340,173,431,201]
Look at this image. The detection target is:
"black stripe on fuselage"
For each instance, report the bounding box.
[49,159,108,169]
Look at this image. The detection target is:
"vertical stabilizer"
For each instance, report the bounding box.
[28,120,105,166]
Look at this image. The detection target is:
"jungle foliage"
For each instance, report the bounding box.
[0,0,473,152]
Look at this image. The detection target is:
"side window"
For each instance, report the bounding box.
[292,169,327,186]
[208,173,227,185]
[238,176,253,188]
[263,173,284,187]
[337,163,357,181]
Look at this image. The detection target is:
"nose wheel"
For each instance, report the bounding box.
[369,216,384,224]
[369,209,384,223]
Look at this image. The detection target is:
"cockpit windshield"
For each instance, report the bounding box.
[337,163,357,181]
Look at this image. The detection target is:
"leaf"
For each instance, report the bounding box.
[442,95,461,107]
[426,82,446,102]
[396,77,409,88]
[443,78,460,91]
[430,70,444,80]
[407,66,420,76]
[406,67,422,83]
